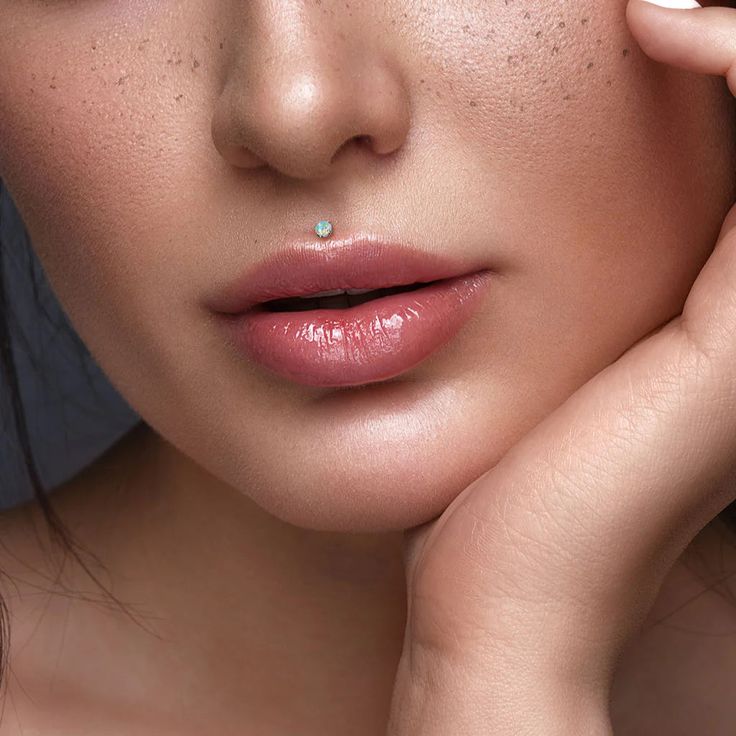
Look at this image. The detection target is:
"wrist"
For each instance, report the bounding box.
[386,650,613,736]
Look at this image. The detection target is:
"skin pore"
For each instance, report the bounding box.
[1,0,736,733]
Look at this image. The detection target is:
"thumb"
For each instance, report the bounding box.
[626,1,736,93]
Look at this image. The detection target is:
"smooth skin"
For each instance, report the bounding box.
[389,3,736,733]
[0,0,736,734]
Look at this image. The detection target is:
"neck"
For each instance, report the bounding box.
[38,422,408,733]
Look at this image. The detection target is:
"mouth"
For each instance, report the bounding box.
[255,280,443,312]
[208,234,494,388]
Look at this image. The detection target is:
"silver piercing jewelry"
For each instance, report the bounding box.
[314,220,333,238]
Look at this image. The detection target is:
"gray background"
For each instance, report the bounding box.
[0,183,139,509]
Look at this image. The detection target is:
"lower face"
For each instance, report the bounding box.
[0,1,734,531]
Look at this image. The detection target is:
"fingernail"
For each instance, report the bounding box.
[638,0,702,7]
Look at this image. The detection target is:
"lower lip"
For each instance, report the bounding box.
[218,270,493,388]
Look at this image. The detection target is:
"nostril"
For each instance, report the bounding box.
[331,135,371,162]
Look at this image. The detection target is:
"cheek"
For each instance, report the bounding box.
[0,4,222,343]
[433,1,735,205]
[423,0,736,318]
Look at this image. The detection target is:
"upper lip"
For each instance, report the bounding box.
[208,232,486,315]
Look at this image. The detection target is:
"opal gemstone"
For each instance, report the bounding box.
[314,220,333,238]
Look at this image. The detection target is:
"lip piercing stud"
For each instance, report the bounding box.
[314,220,333,238]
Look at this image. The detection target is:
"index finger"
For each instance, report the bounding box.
[627,1,736,88]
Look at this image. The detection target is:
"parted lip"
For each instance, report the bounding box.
[207,232,487,315]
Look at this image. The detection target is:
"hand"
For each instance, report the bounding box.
[386,3,736,733]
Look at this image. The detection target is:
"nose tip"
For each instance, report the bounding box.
[210,52,411,181]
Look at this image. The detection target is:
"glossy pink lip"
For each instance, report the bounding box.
[208,234,493,388]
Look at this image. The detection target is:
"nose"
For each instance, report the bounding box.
[210,7,411,181]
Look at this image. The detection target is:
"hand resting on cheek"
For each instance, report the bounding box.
[387,3,736,733]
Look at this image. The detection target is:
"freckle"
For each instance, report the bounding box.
[91,44,97,51]
[219,42,224,49]
[596,38,602,45]
[587,61,594,69]
[49,84,56,89]
[175,94,183,101]
[622,48,630,57]
[581,17,588,25]
[420,78,425,83]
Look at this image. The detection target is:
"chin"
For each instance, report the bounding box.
[214,391,509,533]
[131,351,551,533]
[238,460,475,533]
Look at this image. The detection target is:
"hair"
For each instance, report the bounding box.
[0,176,736,709]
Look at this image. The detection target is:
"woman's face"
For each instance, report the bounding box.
[0,1,734,532]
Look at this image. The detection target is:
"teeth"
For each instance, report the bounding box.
[300,289,345,298]
[297,287,375,299]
